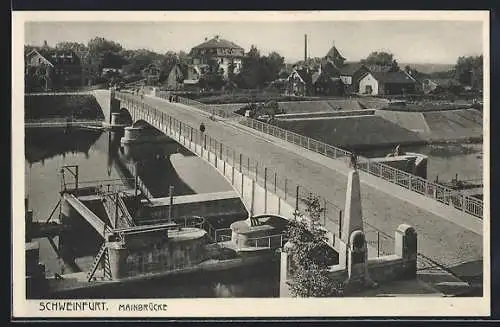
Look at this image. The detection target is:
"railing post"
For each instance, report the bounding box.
[338,210,343,239]
[377,232,380,257]
[323,199,327,226]
[295,185,300,211]
[284,178,288,200]
[264,167,268,190]
[220,143,223,161]
[239,153,242,172]
[274,172,277,193]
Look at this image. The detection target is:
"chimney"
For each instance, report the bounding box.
[304,34,308,62]
[43,40,48,48]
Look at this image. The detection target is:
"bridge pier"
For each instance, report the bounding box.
[120,126,175,145]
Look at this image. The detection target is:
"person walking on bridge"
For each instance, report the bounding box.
[199,122,206,149]
[349,151,358,170]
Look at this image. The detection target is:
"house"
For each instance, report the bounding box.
[358,70,419,95]
[285,67,313,96]
[75,49,101,87]
[421,78,463,94]
[166,63,189,90]
[189,35,245,79]
[311,64,344,96]
[324,42,346,68]
[25,45,83,91]
[142,64,161,86]
[338,62,366,93]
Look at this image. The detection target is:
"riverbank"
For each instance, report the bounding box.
[25,94,105,121]
[25,118,104,130]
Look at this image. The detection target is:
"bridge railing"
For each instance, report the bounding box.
[61,178,136,194]
[155,90,238,119]
[159,91,483,218]
[239,117,483,219]
[115,91,398,256]
[115,92,479,277]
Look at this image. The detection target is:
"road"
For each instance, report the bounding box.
[130,94,483,270]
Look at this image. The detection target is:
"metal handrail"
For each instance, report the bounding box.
[238,117,483,219]
[115,91,481,276]
[154,90,483,219]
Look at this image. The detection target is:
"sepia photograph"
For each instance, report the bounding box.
[12,10,490,318]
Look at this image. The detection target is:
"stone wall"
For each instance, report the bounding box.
[107,229,207,279]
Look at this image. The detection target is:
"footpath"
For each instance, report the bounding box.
[141,94,484,295]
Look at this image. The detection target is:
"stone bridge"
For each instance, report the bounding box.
[93,90,484,275]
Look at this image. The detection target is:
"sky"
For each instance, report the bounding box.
[24,20,484,64]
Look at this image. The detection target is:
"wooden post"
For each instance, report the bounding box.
[168,186,174,222]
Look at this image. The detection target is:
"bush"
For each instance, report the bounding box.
[285,194,343,297]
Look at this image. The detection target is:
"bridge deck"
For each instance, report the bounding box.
[125,94,482,270]
[145,191,240,206]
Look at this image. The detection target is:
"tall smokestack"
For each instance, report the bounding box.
[304,34,308,62]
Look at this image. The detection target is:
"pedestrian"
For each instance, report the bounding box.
[350,152,358,170]
[199,122,206,133]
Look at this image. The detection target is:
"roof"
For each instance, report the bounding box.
[364,71,418,84]
[325,45,346,61]
[291,68,312,85]
[192,36,244,50]
[311,71,321,85]
[428,78,462,86]
[339,62,364,75]
[320,59,341,76]
[28,49,81,66]
[364,64,394,73]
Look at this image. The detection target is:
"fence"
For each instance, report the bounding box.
[116,91,398,257]
[155,90,238,119]
[153,91,483,219]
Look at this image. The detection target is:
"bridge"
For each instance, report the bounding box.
[101,89,483,274]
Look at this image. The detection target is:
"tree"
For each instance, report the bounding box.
[361,51,399,71]
[455,55,483,90]
[238,46,285,89]
[87,37,123,54]
[285,194,343,297]
[55,41,87,52]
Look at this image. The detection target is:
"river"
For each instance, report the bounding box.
[359,142,483,183]
[24,126,279,298]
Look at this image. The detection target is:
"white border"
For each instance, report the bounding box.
[12,10,491,318]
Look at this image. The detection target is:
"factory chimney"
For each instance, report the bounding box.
[304,34,308,62]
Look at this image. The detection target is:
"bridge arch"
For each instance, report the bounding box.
[132,119,156,129]
[117,108,133,126]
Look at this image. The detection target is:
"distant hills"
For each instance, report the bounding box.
[400,63,455,74]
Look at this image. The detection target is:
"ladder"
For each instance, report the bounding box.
[100,191,135,229]
[117,194,135,227]
[86,243,112,282]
